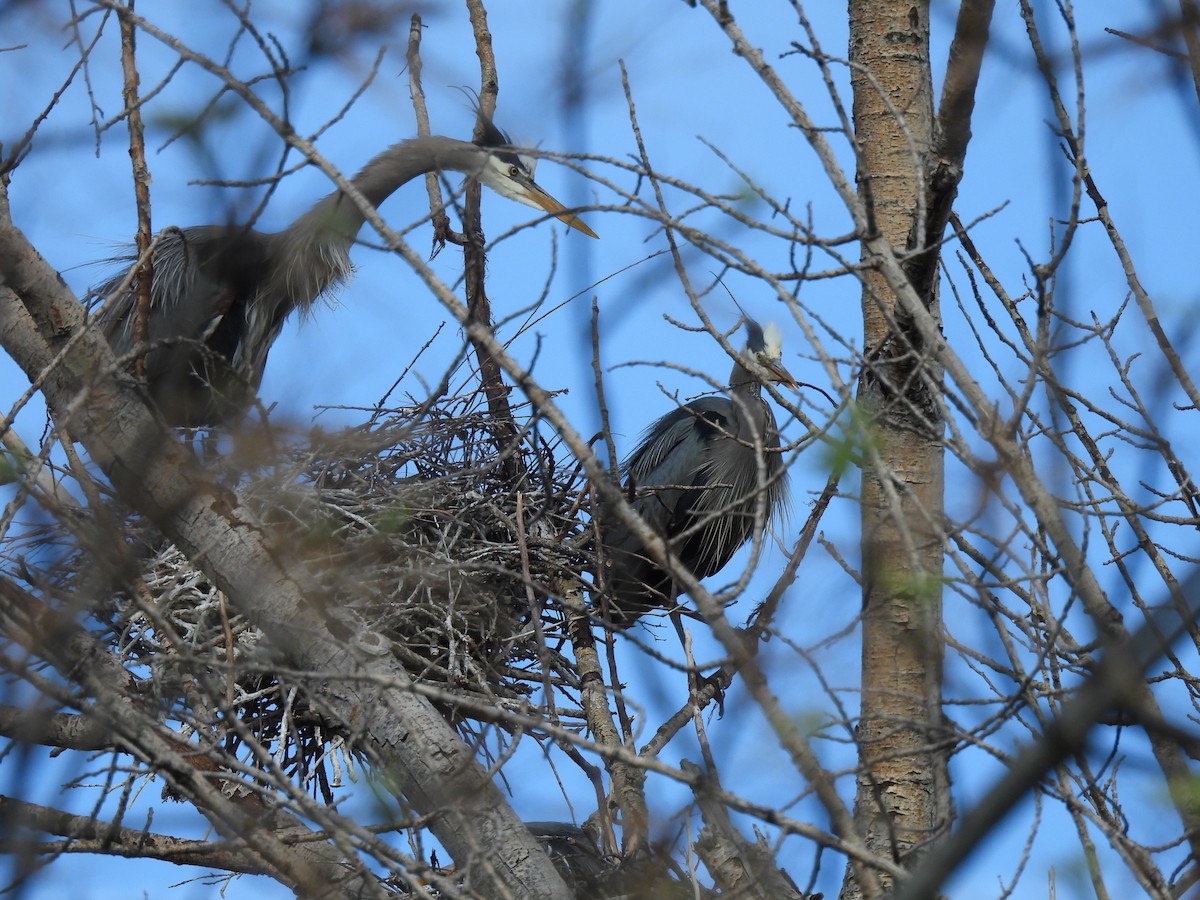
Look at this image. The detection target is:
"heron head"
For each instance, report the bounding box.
[474,117,598,238]
[742,319,797,386]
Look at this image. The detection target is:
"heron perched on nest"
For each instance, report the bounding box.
[92,113,597,428]
[598,317,795,629]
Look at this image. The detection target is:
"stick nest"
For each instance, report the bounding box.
[88,390,595,791]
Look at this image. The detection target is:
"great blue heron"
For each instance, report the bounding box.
[92,115,597,428]
[598,318,794,629]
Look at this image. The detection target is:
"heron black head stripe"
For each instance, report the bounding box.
[743,317,766,353]
[473,111,512,150]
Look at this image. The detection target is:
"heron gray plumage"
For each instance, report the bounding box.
[598,318,794,629]
[92,114,596,428]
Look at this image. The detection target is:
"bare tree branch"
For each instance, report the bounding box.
[896,565,1200,900]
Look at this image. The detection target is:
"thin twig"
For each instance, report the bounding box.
[117,2,153,380]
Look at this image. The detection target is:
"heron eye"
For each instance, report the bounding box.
[508,165,519,177]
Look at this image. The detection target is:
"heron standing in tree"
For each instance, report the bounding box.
[92,114,597,428]
[598,318,795,629]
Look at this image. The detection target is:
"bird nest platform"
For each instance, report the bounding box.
[78,388,596,789]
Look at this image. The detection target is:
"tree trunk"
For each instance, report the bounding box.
[843,1,950,896]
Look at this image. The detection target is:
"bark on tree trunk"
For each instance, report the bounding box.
[843,2,951,896]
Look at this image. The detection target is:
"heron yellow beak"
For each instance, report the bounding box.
[522,183,599,238]
[764,358,798,387]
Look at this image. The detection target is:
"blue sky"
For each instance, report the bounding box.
[3,1,1199,897]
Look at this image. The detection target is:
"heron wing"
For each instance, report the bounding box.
[95,228,231,351]
[92,226,272,425]
[630,395,786,579]
[594,399,733,622]
[599,389,788,627]
[621,398,733,533]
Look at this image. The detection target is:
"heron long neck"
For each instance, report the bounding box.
[291,135,487,249]
[728,359,763,404]
[266,136,487,316]
[729,358,783,455]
